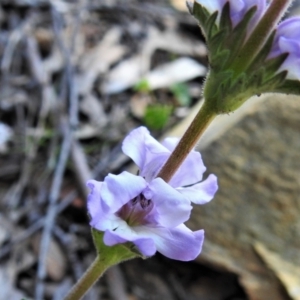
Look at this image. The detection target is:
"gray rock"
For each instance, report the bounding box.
[189,94,300,300]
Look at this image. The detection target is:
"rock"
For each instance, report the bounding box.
[188,94,300,300]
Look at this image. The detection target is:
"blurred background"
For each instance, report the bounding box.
[0,0,300,299]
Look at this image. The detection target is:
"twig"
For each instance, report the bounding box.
[3,158,33,207]
[92,143,123,178]
[3,32,54,209]
[0,190,77,259]
[1,25,24,73]
[35,3,84,298]
[51,2,82,129]
[35,124,73,300]
[71,140,92,197]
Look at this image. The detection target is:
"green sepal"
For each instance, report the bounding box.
[192,1,300,115]
[219,2,232,33]
[223,6,256,68]
[263,54,289,79]
[209,47,230,71]
[204,66,289,114]
[261,71,288,91]
[206,11,219,40]
[92,229,143,267]
[194,3,257,73]
[247,31,276,72]
[273,79,300,95]
[192,2,218,40]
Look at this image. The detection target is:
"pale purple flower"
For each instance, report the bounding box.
[195,0,266,30]
[269,17,300,80]
[87,127,218,261]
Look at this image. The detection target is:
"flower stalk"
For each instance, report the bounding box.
[64,229,140,300]
[64,256,106,300]
[157,100,216,183]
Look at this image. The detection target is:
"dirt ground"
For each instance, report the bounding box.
[0,0,282,299]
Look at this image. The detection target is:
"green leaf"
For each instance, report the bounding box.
[92,229,142,266]
[144,104,173,130]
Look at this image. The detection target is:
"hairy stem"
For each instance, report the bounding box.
[157,100,216,183]
[64,256,106,300]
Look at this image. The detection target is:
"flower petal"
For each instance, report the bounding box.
[279,56,300,80]
[196,0,266,31]
[161,137,179,151]
[177,174,218,205]
[145,178,192,227]
[104,226,156,257]
[142,153,169,182]
[101,171,147,213]
[122,127,149,170]
[91,212,123,232]
[195,0,223,14]
[136,224,205,261]
[270,18,300,56]
[269,17,300,80]
[277,17,300,40]
[232,0,266,27]
[122,126,168,174]
[160,137,207,187]
[279,36,300,54]
[87,180,124,231]
[87,180,105,219]
[169,151,206,187]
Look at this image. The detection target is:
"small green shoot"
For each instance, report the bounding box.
[134,79,151,93]
[144,104,173,130]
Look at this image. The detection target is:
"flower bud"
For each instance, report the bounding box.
[195,0,266,32]
[269,17,300,80]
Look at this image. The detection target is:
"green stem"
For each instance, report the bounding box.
[157,100,216,183]
[64,256,106,300]
[231,0,293,75]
